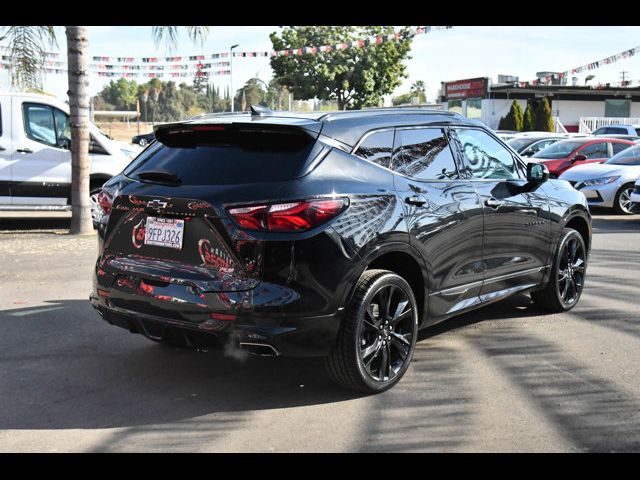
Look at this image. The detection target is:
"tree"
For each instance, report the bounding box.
[65,27,92,234]
[148,78,161,125]
[410,80,426,103]
[1,26,208,234]
[392,92,414,106]
[270,26,415,110]
[264,79,290,110]
[497,116,508,130]
[233,77,267,111]
[535,97,554,132]
[503,100,524,132]
[523,102,536,131]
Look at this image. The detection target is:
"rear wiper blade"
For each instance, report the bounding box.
[136,170,182,184]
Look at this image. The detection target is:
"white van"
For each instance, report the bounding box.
[0,91,140,210]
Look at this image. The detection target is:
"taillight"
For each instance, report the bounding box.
[97,190,113,215]
[228,198,347,232]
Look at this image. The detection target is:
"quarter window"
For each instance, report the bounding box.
[579,142,609,159]
[354,130,394,169]
[611,142,631,155]
[393,128,458,180]
[454,128,519,180]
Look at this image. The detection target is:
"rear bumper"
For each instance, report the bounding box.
[90,292,343,357]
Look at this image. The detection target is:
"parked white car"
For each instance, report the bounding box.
[0,91,139,211]
[559,143,640,214]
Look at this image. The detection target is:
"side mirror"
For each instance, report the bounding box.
[571,154,587,163]
[527,162,549,183]
[57,138,71,150]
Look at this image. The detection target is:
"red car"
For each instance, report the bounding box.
[530,137,635,177]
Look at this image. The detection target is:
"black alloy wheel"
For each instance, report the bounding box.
[531,228,587,312]
[326,269,419,393]
[358,283,416,382]
[556,234,586,308]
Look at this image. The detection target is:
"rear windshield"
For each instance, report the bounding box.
[507,138,533,151]
[532,140,584,159]
[124,127,317,185]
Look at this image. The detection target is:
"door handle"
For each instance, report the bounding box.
[484,197,504,209]
[405,195,427,207]
[16,148,33,154]
[0,145,6,151]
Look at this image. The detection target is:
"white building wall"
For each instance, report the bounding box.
[445,97,639,130]
[481,98,527,130]
[552,100,606,127]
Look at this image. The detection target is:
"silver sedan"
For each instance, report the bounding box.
[559,144,640,214]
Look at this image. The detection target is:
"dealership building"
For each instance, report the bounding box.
[440,76,640,133]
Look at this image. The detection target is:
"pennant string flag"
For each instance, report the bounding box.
[530,45,640,86]
[0,26,452,80]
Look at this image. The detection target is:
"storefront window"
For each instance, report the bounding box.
[466,98,482,119]
[448,99,462,115]
[605,99,630,117]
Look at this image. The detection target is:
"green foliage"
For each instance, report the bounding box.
[503,100,524,131]
[410,80,427,102]
[535,97,554,132]
[233,77,267,111]
[270,26,414,110]
[95,78,233,122]
[0,26,57,90]
[100,79,138,110]
[497,116,508,130]
[523,102,536,131]
[392,92,413,106]
[264,79,291,110]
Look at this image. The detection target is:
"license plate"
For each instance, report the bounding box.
[144,217,184,250]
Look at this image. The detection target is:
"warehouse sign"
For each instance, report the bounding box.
[444,77,488,100]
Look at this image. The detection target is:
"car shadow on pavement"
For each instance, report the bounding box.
[0,295,545,433]
[0,299,360,431]
[0,215,71,233]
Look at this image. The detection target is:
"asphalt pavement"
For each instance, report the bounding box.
[0,210,639,452]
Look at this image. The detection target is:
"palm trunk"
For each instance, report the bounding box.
[66,26,93,234]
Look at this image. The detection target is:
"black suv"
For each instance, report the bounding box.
[91,108,591,393]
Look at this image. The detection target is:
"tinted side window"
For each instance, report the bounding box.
[393,128,457,180]
[580,142,609,159]
[611,142,631,155]
[23,103,56,146]
[354,130,394,169]
[454,128,519,180]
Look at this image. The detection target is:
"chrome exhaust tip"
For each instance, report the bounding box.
[239,342,280,357]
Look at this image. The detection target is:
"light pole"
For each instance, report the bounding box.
[230,44,239,112]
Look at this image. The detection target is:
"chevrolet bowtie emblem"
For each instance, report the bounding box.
[147,200,168,209]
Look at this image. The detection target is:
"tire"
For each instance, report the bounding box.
[325,269,419,393]
[139,138,148,147]
[613,183,635,215]
[531,228,587,312]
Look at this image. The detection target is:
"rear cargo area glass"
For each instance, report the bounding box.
[124,129,315,185]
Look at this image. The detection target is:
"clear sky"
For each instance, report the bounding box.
[2,26,639,105]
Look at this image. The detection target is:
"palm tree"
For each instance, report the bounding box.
[410,80,426,103]
[0,26,208,234]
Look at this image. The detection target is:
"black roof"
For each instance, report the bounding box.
[164,108,480,149]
